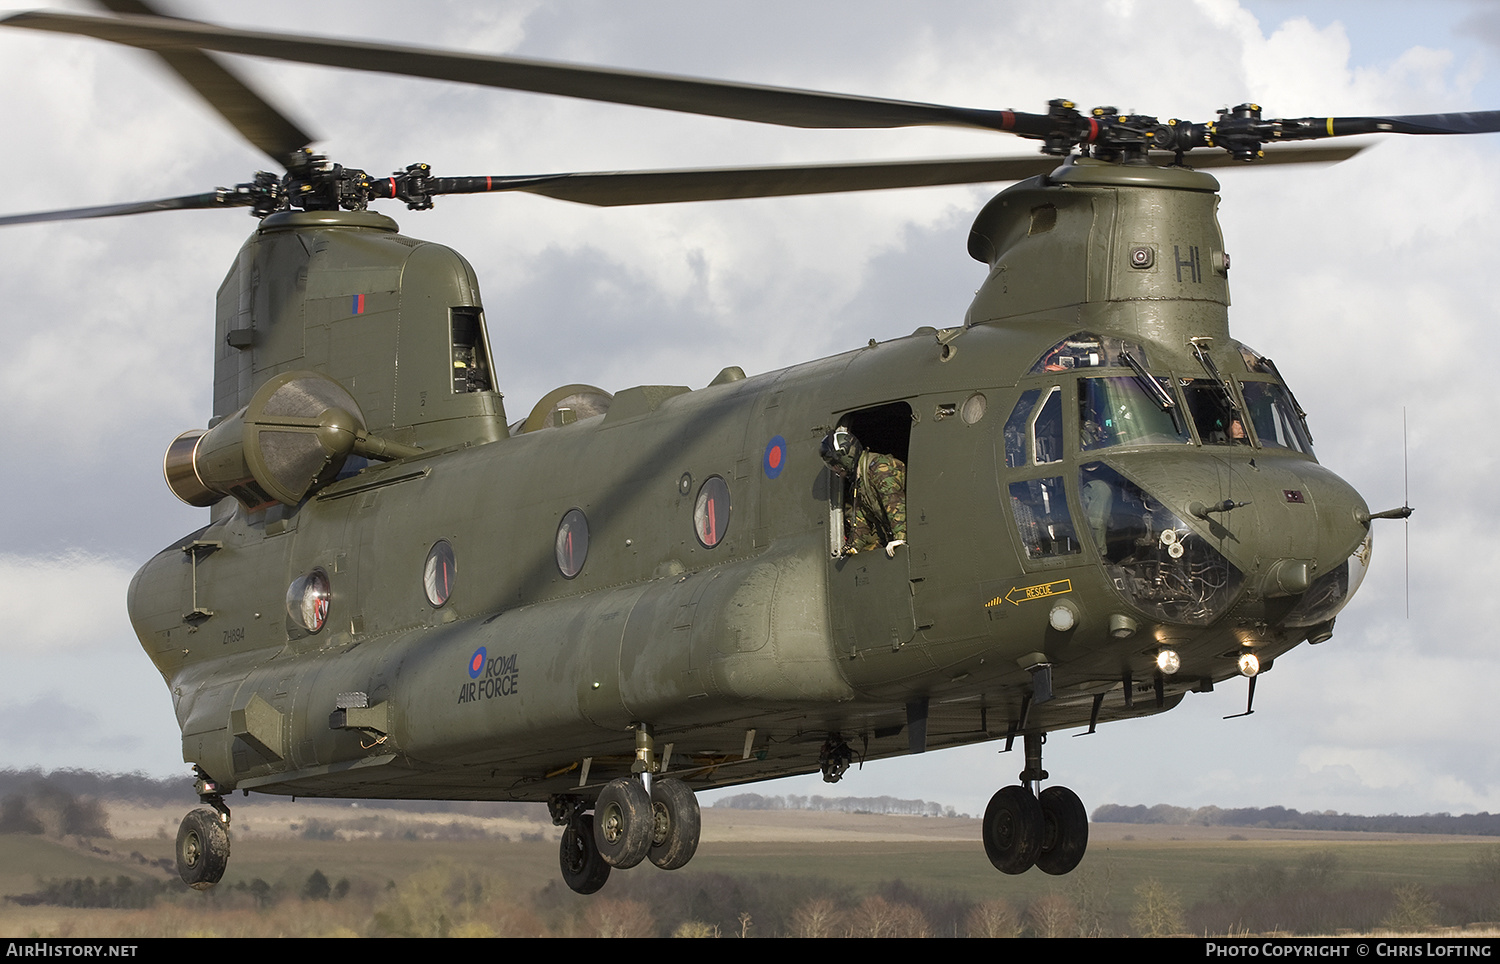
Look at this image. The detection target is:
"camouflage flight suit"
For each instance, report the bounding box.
[845,450,907,553]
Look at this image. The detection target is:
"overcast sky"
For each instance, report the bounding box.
[1,0,1497,823]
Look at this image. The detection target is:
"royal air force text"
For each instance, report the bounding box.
[459,653,520,704]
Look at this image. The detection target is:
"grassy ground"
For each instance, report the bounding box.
[2,803,1497,937]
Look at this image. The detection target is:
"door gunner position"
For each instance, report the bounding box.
[821,427,907,557]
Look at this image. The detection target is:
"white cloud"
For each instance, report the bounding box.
[0,552,138,654]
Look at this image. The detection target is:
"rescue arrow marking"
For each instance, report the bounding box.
[986,578,1073,608]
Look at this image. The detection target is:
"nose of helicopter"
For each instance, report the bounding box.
[1213,454,1374,635]
[1209,454,1371,599]
[1087,452,1373,631]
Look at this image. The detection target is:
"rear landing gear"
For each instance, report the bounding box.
[594,777,652,868]
[648,777,701,870]
[550,726,703,894]
[982,733,1088,876]
[176,767,231,890]
[559,813,611,894]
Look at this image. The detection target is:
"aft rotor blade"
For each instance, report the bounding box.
[90,1,315,165]
[420,155,1071,208]
[2,10,1042,136]
[0,190,247,226]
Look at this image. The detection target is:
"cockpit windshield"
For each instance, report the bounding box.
[1181,379,1249,445]
[1078,376,1189,451]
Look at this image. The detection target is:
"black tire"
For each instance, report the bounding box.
[982,785,1043,875]
[176,807,230,891]
[648,778,701,871]
[560,814,611,894]
[1036,785,1089,876]
[593,778,652,869]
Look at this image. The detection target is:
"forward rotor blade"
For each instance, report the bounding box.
[90,1,315,165]
[1293,111,1500,137]
[0,190,246,226]
[2,10,1037,135]
[1166,143,1365,167]
[447,156,1068,207]
[394,143,1363,208]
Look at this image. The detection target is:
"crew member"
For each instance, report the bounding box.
[820,427,907,557]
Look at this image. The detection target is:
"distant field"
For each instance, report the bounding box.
[2,800,1497,937]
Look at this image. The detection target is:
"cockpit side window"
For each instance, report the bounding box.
[1008,476,1080,561]
[1003,389,1041,468]
[1033,388,1063,464]
[1241,380,1314,455]
[1002,388,1062,465]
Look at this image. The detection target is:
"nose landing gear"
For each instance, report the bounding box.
[982,733,1088,876]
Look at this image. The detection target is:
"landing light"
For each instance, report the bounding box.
[1155,649,1181,675]
[1238,652,1260,677]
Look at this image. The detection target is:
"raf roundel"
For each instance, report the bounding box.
[763,435,787,479]
[468,647,487,680]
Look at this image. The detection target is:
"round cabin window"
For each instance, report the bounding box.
[693,476,731,548]
[556,508,589,578]
[286,569,331,633]
[424,540,455,607]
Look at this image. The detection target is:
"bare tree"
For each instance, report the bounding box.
[585,898,656,938]
[847,895,929,938]
[1131,878,1186,937]
[791,897,843,938]
[1027,893,1078,938]
[1070,860,1118,936]
[965,899,1021,938]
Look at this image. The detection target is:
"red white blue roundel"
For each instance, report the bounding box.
[468,646,487,679]
[763,435,787,479]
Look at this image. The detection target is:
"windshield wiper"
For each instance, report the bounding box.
[1191,340,1247,426]
[1120,349,1183,433]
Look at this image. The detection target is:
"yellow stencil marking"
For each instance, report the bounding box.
[984,578,1073,607]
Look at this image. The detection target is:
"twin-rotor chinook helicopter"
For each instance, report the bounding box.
[3,4,1451,895]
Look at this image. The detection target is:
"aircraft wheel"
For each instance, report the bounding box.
[648,778,701,870]
[176,807,230,891]
[593,778,651,869]
[982,785,1043,875]
[560,814,611,894]
[1036,785,1089,876]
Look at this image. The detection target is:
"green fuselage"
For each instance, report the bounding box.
[126,160,1371,803]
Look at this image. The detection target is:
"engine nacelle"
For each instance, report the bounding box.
[163,370,370,509]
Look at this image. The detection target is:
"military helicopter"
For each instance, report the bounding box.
[0,4,1453,896]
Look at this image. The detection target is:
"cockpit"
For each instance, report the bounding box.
[1001,331,1344,629]
[1009,332,1315,459]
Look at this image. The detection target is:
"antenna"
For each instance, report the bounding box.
[1403,408,1410,618]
